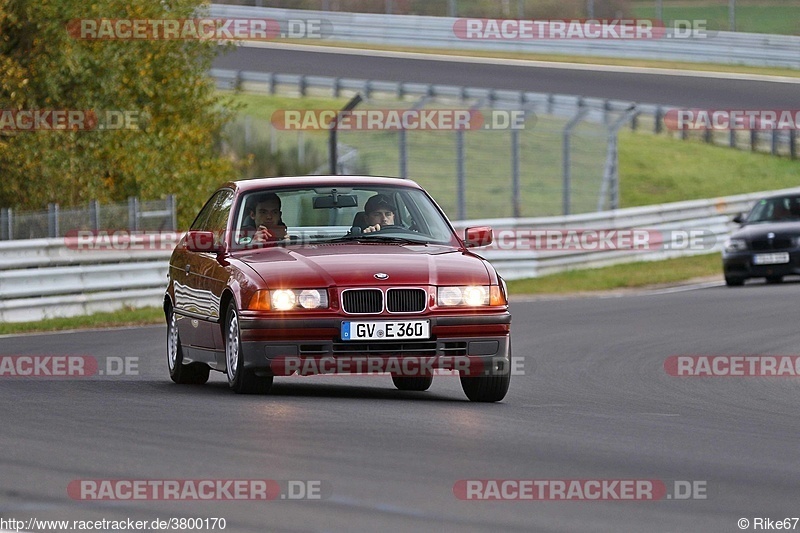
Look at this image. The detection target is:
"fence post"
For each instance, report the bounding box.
[0,208,8,240]
[399,127,407,179]
[448,0,456,17]
[511,126,521,218]
[167,194,177,231]
[48,203,59,238]
[654,106,663,134]
[771,130,779,155]
[90,200,100,231]
[456,128,465,220]
[128,197,139,231]
[298,131,305,166]
[750,129,757,152]
[790,129,797,160]
[729,129,736,148]
[562,105,589,216]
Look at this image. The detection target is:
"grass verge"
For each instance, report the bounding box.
[507,253,722,294]
[0,306,164,336]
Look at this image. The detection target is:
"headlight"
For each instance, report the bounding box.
[724,238,747,252]
[437,285,491,306]
[247,289,328,311]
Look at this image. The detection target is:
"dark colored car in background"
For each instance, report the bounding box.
[723,194,800,286]
[164,176,511,402]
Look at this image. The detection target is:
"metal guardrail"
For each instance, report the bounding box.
[0,237,174,323]
[5,188,800,322]
[209,5,800,69]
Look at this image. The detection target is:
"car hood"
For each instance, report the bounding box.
[234,243,492,288]
[731,222,800,241]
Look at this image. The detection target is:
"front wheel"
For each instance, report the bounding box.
[725,276,745,287]
[225,305,273,395]
[166,304,209,385]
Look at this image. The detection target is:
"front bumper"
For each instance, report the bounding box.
[238,313,511,377]
[722,249,800,280]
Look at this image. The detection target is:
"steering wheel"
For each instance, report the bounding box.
[368,224,408,234]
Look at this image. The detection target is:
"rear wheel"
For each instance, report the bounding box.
[766,275,783,284]
[225,305,273,394]
[391,375,433,392]
[166,304,209,385]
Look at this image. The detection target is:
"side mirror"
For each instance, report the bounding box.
[184,230,222,253]
[732,213,744,224]
[464,226,493,248]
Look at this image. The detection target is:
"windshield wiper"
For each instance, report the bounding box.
[324,235,429,245]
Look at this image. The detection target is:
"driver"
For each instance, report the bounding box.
[242,192,288,243]
[362,194,396,233]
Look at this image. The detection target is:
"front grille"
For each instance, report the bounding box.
[441,341,468,356]
[332,341,438,357]
[342,289,383,314]
[387,288,427,313]
[751,237,793,251]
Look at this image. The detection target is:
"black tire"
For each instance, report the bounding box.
[391,375,433,392]
[459,353,511,402]
[166,304,210,385]
[725,276,745,287]
[225,305,273,395]
[766,275,783,284]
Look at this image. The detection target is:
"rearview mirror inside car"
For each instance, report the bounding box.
[313,193,358,209]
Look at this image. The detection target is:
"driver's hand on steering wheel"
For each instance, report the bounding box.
[363,224,381,233]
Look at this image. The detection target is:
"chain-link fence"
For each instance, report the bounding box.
[235,90,629,221]
[0,197,177,241]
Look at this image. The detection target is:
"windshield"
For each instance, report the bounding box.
[746,196,800,224]
[229,184,458,248]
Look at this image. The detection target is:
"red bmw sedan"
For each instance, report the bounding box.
[164,176,511,402]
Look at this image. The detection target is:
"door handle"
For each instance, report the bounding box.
[185,264,191,275]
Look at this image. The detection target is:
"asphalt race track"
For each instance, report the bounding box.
[2,282,800,532]
[213,44,800,108]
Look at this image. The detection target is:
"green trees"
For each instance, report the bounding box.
[0,0,237,226]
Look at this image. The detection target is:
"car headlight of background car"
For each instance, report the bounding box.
[248,289,329,311]
[437,285,506,307]
[724,238,747,253]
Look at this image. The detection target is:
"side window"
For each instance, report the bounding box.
[190,190,234,244]
[205,190,234,234]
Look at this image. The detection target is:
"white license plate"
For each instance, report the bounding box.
[753,252,790,265]
[341,320,430,341]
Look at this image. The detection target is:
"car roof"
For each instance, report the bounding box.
[223,175,423,193]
